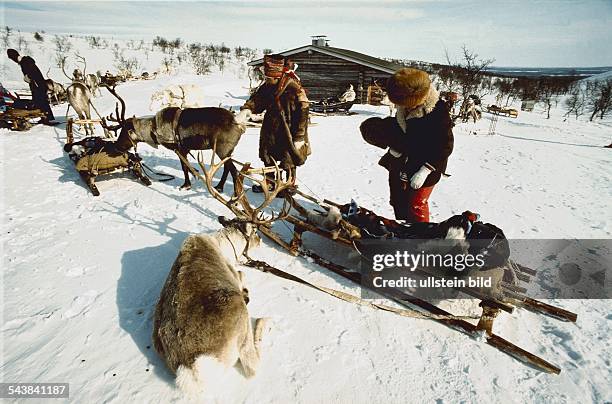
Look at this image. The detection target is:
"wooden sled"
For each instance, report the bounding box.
[486,105,519,118]
[65,118,115,144]
[64,136,151,196]
[0,108,45,131]
[310,100,356,115]
[179,152,577,375]
[64,90,151,196]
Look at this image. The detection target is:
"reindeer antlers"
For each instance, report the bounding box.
[235,162,294,225]
[180,144,295,227]
[100,85,128,133]
[74,53,87,76]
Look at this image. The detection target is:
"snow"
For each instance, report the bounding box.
[2,34,612,404]
[581,69,612,83]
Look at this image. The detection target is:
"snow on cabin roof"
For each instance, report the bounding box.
[247,44,405,74]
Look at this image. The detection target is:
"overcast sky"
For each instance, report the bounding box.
[2,0,611,67]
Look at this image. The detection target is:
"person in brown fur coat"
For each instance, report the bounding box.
[360,68,454,222]
[236,55,310,192]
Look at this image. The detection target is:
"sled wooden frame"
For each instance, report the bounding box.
[64,94,148,196]
[65,117,114,144]
[179,155,577,375]
[0,108,45,131]
[309,100,356,115]
[486,105,519,118]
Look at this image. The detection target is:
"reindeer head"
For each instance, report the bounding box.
[100,85,141,147]
[218,216,261,256]
[188,151,295,254]
[72,69,83,81]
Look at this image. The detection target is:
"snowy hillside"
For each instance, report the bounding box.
[2,33,612,404]
[581,69,612,83]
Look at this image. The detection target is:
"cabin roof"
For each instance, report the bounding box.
[247,44,404,74]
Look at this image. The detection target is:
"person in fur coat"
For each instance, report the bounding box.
[360,68,454,222]
[236,55,310,193]
[6,49,56,124]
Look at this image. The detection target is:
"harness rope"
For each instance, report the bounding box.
[242,256,479,321]
[140,162,175,182]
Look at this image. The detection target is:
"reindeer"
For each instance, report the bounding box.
[45,79,65,105]
[72,54,101,97]
[103,86,246,192]
[149,84,205,111]
[61,55,103,136]
[460,96,482,124]
[374,80,396,116]
[380,93,396,117]
[153,155,294,395]
[247,65,264,94]
[153,217,264,395]
[85,73,101,97]
[44,68,66,105]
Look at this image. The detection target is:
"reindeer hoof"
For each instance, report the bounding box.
[179,184,191,191]
[214,184,224,193]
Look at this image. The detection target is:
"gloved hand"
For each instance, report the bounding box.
[409,165,433,189]
[235,108,251,124]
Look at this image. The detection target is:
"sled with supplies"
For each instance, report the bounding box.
[178,150,578,376]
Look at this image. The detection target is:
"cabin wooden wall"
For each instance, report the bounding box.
[252,50,393,103]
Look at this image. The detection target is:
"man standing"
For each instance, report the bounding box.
[360,68,454,222]
[6,49,56,124]
[236,54,310,192]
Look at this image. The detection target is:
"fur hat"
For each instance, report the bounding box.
[386,68,431,108]
[6,48,19,61]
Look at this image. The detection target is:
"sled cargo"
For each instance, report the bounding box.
[63,85,153,196]
[0,107,46,131]
[486,105,519,118]
[179,151,578,375]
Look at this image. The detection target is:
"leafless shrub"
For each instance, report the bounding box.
[53,35,72,68]
[586,79,612,121]
[2,26,12,47]
[564,85,586,120]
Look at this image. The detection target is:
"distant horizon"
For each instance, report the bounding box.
[3,1,612,68]
[6,27,612,71]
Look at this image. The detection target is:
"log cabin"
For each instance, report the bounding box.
[247,36,405,104]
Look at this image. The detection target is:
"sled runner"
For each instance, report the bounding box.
[177,151,577,375]
[309,99,356,115]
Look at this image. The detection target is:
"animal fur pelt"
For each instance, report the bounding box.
[306,205,342,238]
[152,220,267,395]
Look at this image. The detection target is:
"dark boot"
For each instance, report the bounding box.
[251,183,274,193]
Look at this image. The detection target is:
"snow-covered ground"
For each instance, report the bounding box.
[1,35,612,403]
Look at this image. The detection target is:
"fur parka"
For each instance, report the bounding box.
[360,87,454,188]
[242,76,311,169]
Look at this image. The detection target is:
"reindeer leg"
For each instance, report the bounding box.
[215,159,236,193]
[238,317,268,378]
[86,109,94,136]
[175,149,192,190]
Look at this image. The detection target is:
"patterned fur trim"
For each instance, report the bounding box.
[396,87,440,133]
